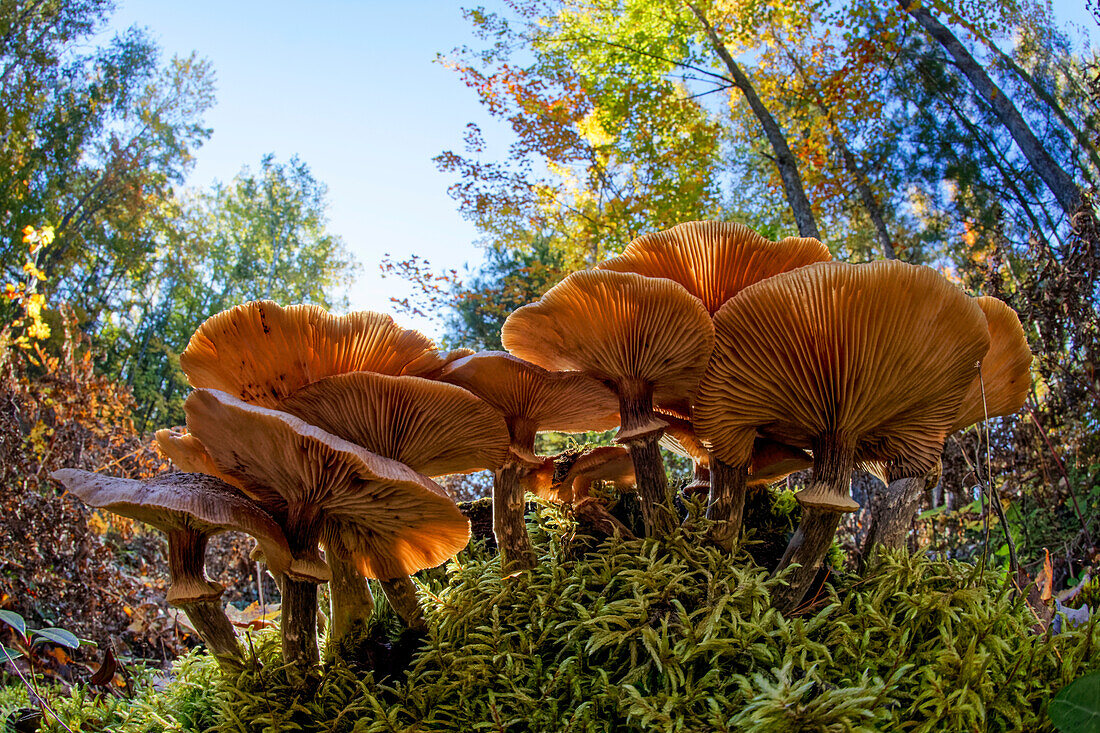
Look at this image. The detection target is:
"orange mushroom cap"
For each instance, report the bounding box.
[184,388,470,580]
[695,261,989,509]
[439,351,620,464]
[179,301,445,408]
[276,372,510,477]
[155,427,244,490]
[950,296,1032,432]
[501,270,713,440]
[598,221,831,315]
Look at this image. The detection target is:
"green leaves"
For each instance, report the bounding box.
[0,609,27,638]
[32,627,81,650]
[1050,671,1100,733]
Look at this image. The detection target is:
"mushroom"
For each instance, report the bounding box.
[597,221,829,545]
[597,220,831,316]
[179,300,447,408]
[185,389,470,668]
[695,261,989,611]
[502,270,714,538]
[861,296,1031,556]
[155,427,242,489]
[276,372,510,479]
[50,470,298,670]
[274,371,509,640]
[439,351,619,571]
[554,445,637,539]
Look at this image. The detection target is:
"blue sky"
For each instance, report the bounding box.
[108,1,1095,339]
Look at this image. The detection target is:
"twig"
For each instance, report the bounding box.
[1025,401,1094,544]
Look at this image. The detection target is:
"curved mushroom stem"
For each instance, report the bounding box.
[378,576,427,632]
[771,507,843,613]
[165,530,243,670]
[326,552,374,649]
[178,600,243,671]
[615,379,675,538]
[493,461,537,573]
[572,479,636,539]
[860,462,942,568]
[281,578,320,673]
[707,458,749,551]
[772,434,857,612]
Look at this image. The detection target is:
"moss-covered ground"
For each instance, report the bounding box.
[3,502,1097,732]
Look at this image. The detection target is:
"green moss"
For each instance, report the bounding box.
[16,508,1100,732]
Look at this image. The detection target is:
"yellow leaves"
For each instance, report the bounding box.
[576,109,614,147]
[21,224,54,252]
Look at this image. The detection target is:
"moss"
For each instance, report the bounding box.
[18,507,1100,731]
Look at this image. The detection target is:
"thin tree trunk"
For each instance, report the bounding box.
[901,0,1084,218]
[685,1,821,239]
[833,134,897,259]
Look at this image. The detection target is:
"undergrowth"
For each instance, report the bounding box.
[6,506,1098,732]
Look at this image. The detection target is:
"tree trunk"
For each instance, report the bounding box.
[280,579,319,674]
[180,600,243,671]
[685,1,821,239]
[493,462,537,573]
[707,458,748,551]
[327,553,374,647]
[901,0,1084,219]
[378,576,427,631]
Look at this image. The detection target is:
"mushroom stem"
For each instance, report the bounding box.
[178,601,243,671]
[326,552,374,648]
[771,507,843,613]
[573,497,636,539]
[280,578,320,673]
[493,461,537,573]
[165,530,243,669]
[772,433,856,612]
[378,576,427,631]
[684,461,711,497]
[614,379,675,538]
[707,458,748,551]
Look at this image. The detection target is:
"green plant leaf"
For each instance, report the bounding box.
[0,609,26,638]
[1050,671,1100,733]
[0,645,23,661]
[32,627,80,649]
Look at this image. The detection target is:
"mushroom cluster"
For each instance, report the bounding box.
[51,219,1031,676]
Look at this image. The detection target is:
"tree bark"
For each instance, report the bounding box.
[280,579,319,674]
[493,462,537,573]
[686,1,822,240]
[179,600,243,671]
[327,552,374,647]
[900,0,1084,219]
[378,576,427,632]
[707,458,748,551]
